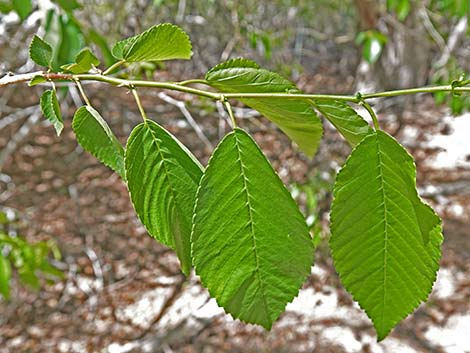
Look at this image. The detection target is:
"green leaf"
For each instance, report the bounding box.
[28,75,47,86]
[12,0,32,20]
[112,23,192,62]
[363,37,381,64]
[311,99,373,146]
[72,106,125,179]
[361,31,387,64]
[40,89,63,136]
[29,35,53,68]
[0,255,12,300]
[192,128,313,328]
[396,0,411,21]
[61,48,100,74]
[125,120,203,275]
[39,261,64,279]
[52,0,81,12]
[18,266,40,290]
[205,58,323,157]
[330,130,442,340]
[0,2,13,14]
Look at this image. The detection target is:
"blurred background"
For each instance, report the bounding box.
[0,1,469,352]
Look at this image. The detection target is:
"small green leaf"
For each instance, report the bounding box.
[363,37,381,64]
[192,128,313,328]
[61,48,100,74]
[330,130,442,340]
[18,266,40,290]
[311,99,373,146]
[0,255,12,300]
[52,0,81,12]
[39,261,64,279]
[12,0,32,20]
[40,89,63,136]
[0,2,13,14]
[29,35,53,68]
[126,120,203,275]
[72,106,125,179]
[396,0,411,21]
[112,23,192,62]
[361,31,387,64]
[28,75,47,86]
[205,58,323,157]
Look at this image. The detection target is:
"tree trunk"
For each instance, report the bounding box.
[354,0,431,97]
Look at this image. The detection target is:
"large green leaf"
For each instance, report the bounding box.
[311,99,373,147]
[192,128,313,329]
[330,130,442,340]
[61,48,100,74]
[72,106,125,179]
[112,23,192,62]
[205,58,323,158]
[29,35,53,68]
[0,255,12,300]
[40,89,63,136]
[125,120,203,275]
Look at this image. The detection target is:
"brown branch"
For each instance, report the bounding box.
[0,72,73,87]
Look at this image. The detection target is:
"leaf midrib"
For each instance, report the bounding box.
[376,134,389,336]
[233,132,270,323]
[146,122,186,244]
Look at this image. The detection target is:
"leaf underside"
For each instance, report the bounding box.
[205,58,323,158]
[112,23,192,62]
[192,128,313,329]
[40,89,63,136]
[330,130,442,340]
[311,99,373,147]
[72,106,125,179]
[125,120,203,275]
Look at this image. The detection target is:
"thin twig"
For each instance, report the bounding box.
[131,88,149,121]
[84,247,104,316]
[0,71,45,86]
[102,60,125,76]
[223,99,237,128]
[0,106,37,130]
[75,80,92,106]
[418,7,447,54]
[157,92,213,149]
[3,71,470,105]
[434,16,468,69]
[0,107,41,171]
[216,101,229,140]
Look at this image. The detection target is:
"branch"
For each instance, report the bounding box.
[157,92,213,150]
[0,71,45,86]
[2,71,470,105]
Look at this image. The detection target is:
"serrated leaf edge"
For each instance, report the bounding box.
[114,23,193,62]
[72,106,125,179]
[29,35,52,68]
[329,131,443,340]
[191,128,312,329]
